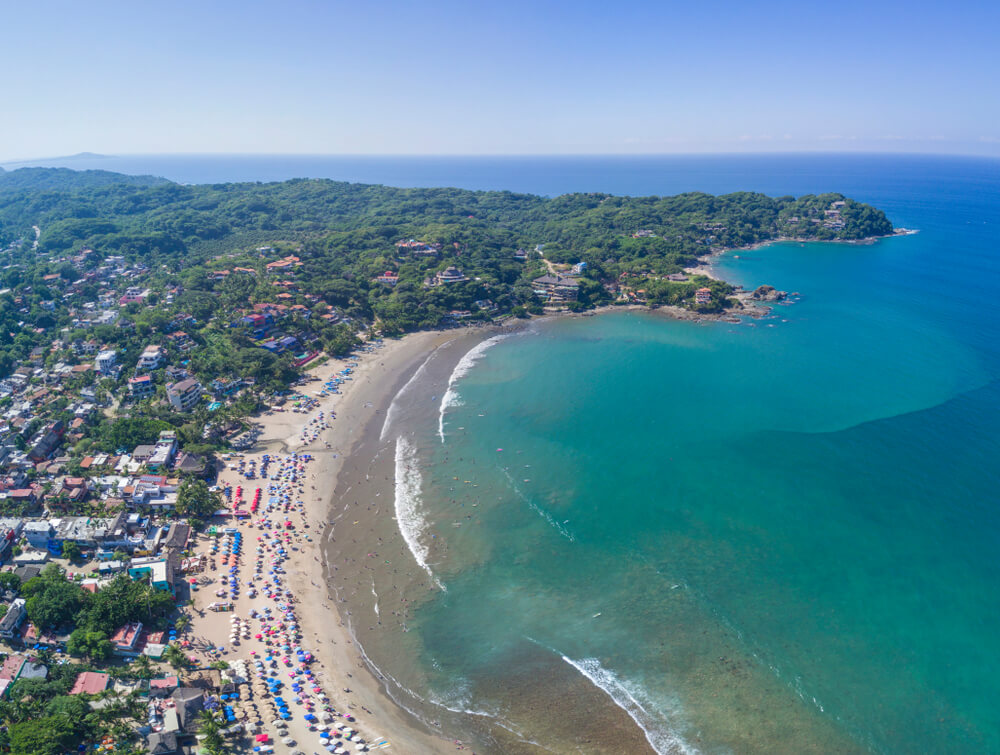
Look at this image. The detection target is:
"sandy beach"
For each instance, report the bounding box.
[184,329,469,754]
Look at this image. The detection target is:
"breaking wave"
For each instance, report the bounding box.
[560,656,697,755]
[438,333,514,442]
[394,436,445,590]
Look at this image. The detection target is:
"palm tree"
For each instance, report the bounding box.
[197,710,221,735]
[131,653,154,680]
[197,711,227,754]
[163,643,187,671]
[174,614,191,633]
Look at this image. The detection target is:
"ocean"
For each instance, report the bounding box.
[18,152,1000,751]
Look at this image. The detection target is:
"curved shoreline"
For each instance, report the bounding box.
[686,227,916,281]
[250,320,660,753]
[238,226,914,752]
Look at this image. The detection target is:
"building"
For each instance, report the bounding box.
[50,513,129,554]
[532,274,580,303]
[70,671,110,695]
[60,477,89,504]
[210,378,242,397]
[171,687,206,734]
[8,488,40,509]
[110,622,144,656]
[148,431,178,470]
[435,266,467,285]
[173,452,205,476]
[95,350,117,376]
[694,287,713,305]
[0,599,27,639]
[162,522,191,551]
[0,654,24,680]
[128,375,155,399]
[236,312,272,338]
[0,517,23,560]
[136,345,165,371]
[129,557,175,594]
[265,255,302,274]
[396,239,440,256]
[374,271,399,286]
[149,675,180,697]
[27,420,65,462]
[166,379,202,412]
[145,732,179,755]
[132,445,156,465]
[23,520,54,549]
[118,287,150,306]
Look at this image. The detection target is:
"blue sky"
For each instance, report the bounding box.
[3,0,998,157]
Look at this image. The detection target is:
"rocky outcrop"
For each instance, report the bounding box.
[751,285,787,302]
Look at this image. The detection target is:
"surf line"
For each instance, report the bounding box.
[394,436,445,590]
[438,332,516,443]
[560,655,697,755]
[380,339,453,442]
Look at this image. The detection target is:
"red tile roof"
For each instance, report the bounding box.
[70,671,110,695]
[0,655,25,681]
[110,622,143,649]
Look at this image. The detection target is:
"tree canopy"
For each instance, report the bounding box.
[0,167,894,384]
[175,479,222,518]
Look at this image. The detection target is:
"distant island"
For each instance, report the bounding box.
[0,151,112,167]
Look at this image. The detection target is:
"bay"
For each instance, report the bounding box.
[15,151,1000,751]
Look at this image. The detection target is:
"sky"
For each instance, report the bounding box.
[3,0,999,158]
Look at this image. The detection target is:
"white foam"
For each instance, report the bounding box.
[438,333,514,442]
[560,656,697,755]
[394,436,445,590]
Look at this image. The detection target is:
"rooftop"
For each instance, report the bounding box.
[70,671,110,695]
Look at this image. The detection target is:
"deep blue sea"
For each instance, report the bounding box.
[17,153,1000,751]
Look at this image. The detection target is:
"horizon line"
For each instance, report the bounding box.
[3,149,1000,166]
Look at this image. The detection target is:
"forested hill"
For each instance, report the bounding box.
[0,166,894,336]
[0,166,170,194]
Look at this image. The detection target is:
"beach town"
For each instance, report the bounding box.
[0,327,469,755]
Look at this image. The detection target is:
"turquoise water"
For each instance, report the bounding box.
[383,160,1000,752]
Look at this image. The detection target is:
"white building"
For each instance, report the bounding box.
[95,350,118,376]
[0,598,26,639]
[136,345,165,371]
[23,520,54,549]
